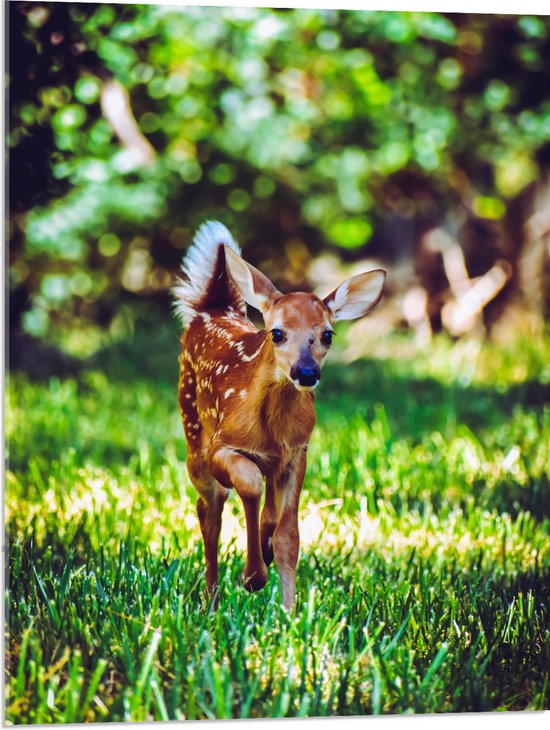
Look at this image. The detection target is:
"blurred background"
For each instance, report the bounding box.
[7,2,550,375]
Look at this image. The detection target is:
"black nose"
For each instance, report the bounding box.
[291,361,321,387]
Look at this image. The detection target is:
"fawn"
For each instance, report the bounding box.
[173,221,386,610]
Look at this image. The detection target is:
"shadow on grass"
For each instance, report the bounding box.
[90,323,549,439]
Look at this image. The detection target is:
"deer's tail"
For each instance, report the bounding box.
[172,221,247,326]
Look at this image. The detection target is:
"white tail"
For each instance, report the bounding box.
[172,221,244,326]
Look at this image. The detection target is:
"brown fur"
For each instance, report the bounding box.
[179,302,319,608]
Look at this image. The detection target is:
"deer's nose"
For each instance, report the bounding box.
[291,360,321,387]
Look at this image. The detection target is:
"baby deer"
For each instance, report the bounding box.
[173,222,385,610]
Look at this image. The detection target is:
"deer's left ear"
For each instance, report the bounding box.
[323,269,386,321]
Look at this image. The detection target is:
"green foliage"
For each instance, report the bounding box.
[6,332,550,721]
[8,4,550,343]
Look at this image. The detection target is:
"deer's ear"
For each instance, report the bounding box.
[224,246,281,313]
[323,269,386,321]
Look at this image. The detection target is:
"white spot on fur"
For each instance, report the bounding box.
[224,388,235,399]
[240,389,247,399]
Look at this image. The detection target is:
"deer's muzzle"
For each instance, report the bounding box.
[290,359,321,389]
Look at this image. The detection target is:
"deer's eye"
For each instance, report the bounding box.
[321,330,334,347]
[271,328,285,344]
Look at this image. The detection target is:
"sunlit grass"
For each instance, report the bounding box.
[5,329,550,721]
[342,328,550,389]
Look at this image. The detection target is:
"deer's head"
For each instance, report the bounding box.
[225,246,386,392]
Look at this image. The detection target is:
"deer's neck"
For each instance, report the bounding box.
[247,339,314,445]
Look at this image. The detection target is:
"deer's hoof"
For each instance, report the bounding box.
[242,564,268,592]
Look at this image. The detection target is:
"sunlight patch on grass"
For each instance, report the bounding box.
[300,497,547,573]
[341,330,550,389]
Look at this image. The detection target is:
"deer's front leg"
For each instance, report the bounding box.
[260,482,277,567]
[273,447,307,611]
[210,446,268,592]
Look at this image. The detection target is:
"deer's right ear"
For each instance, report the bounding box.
[224,246,281,313]
[323,269,386,321]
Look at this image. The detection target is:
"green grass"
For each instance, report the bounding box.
[5,327,550,722]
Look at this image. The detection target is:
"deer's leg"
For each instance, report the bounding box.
[187,451,229,603]
[273,448,307,611]
[196,486,229,600]
[210,446,268,592]
[261,481,277,567]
